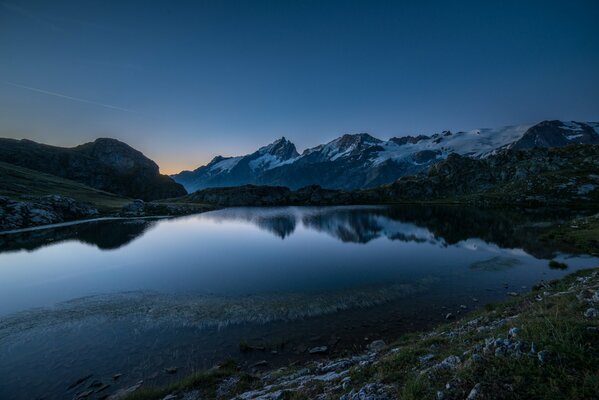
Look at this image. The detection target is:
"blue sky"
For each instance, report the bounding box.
[1,0,598,173]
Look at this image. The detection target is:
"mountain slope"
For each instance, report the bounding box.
[374,144,599,205]
[173,120,599,192]
[0,161,129,212]
[0,138,186,200]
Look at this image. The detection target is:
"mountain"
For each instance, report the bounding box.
[0,138,186,201]
[172,120,599,192]
[174,137,299,191]
[374,143,599,205]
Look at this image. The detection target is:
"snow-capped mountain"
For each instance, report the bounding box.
[173,137,299,192]
[172,120,599,193]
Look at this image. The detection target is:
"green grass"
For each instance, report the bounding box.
[0,161,130,213]
[345,268,599,400]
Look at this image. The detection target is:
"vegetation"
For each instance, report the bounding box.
[0,160,130,213]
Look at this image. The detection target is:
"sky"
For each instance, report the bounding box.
[1,0,598,174]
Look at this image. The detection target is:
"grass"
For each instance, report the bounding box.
[345,268,599,400]
[0,161,130,213]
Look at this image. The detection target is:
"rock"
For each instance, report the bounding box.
[508,327,520,338]
[252,360,269,368]
[584,307,598,318]
[460,304,468,309]
[466,383,482,400]
[341,383,394,400]
[507,292,519,297]
[162,395,177,400]
[113,374,122,380]
[88,380,103,388]
[435,355,461,369]
[165,367,178,374]
[436,390,446,400]
[121,199,145,216]
[445,313,454,320]
[367,340,386,352]
[67,374,93,390]
[309,346,328,354]
[418,354,435,363]
[107,381,143,400]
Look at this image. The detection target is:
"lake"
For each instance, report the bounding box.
[0,205,597,399]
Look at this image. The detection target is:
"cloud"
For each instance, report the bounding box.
[2,81,137,113]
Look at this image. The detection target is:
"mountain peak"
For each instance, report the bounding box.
[259,137,299,160]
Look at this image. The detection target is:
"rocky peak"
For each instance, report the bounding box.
[260,137,299,160]
[390,135,430,146]
[510,120,599,150]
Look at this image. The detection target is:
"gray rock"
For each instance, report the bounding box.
[445,312,454,320]
[435,355,461,369]
[107,381,143,399]
[508,327,520,338]
[367,340,386,352]
[466,383,482,400]
[418,354,435,363]
[584,307,598,318]
[309,346,328,354]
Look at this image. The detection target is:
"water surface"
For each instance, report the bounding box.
[0,205,596,399]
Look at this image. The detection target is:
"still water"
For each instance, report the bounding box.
[0,205,596,399]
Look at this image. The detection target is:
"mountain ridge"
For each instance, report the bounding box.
[0,137,186,201]
[172,120,599,193]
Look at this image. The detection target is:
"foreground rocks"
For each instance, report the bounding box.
[0,195,98,231]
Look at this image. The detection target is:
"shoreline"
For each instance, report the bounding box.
[118,267,599,400]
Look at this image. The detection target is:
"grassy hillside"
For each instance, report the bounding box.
[0,161,130,213]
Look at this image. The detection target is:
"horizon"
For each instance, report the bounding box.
[2,117,598,174]
[1,0,599,174]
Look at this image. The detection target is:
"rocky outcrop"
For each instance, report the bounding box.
[119,199,213,217]
[0,138,186,200]
[374,144,599,205]
[0,195,98,231]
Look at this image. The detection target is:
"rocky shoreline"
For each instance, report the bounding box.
[0,195,215,232]
[98,268,599,400]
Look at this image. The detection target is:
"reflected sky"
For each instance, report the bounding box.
[0,206,596,316]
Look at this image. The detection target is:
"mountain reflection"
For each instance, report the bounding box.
[0,219,157,253]
[204,205,593,258]
[0,205,593,257]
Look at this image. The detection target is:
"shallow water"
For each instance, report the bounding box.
[0,205,596,399]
